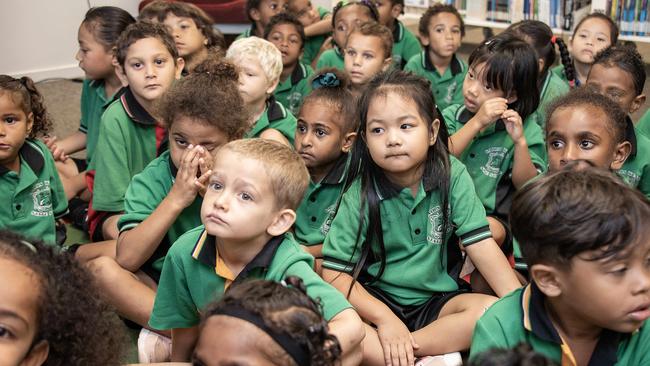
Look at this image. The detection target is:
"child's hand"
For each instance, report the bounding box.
[376,315,419,366]
[319,36,334,53]
[502,109,525,144]
[195,147,213,197]
[473,97,508,128]
[43,136,68,162]
[169,145,206,209]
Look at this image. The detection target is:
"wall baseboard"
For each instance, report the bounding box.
[11,64,85,82]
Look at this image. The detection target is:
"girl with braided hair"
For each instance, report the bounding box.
[193,277,343,366]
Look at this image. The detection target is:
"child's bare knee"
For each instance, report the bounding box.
[86,256,122,283]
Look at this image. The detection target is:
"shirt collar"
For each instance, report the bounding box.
[392,20,404,43]
[291,63,308,86]
[321,154,349,185]
[375,173,436,201]
[521,283,625,366]
[334,46,344,60]
[191,229,284,281]
[167,151,177,177]
[423,50,463,76]
[626,116,638,157]
[0,140,44,176]
[266,95,287,122]
[120,87,158,126]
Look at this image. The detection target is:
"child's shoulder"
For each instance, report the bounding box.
[166,225,207,261]
[271,233,313,266]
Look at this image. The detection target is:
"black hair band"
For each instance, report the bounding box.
[215,306,310,366]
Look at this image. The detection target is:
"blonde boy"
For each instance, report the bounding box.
[226,37,298,146]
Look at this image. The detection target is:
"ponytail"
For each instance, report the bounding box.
[553,36,576,88]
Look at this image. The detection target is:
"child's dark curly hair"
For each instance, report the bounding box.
[264,12,307,50]
[418,3,465,38]
[157,57,249,140]
[592,45,646,95]
[304,68,357,132]
[332,0,379,28]
[115,21,179,68]
[0,75,52,138]
[82,6,136,51]
[0,230,128,365]
[138,0,226,51]
[200,276,342,366]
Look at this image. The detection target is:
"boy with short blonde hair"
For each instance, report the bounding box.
[226,37,297,146]
[149,139,364,362]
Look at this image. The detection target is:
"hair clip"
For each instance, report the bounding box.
[550,35,557,44]
[20,239,37,253]
[312,72,341,89]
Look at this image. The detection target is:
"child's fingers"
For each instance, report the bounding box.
[410,334,419,350]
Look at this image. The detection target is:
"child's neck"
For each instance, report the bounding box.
[384,163,424,197]
[1,154,21,173]
[131,91,158,121]
[216,233,273,276]
[280,62,298,83]
[428,48,452,75]
[386,18,397,33]
[573,60,591,86]
[254,22,265,38]
[184,47,209,74]
[103,72,123,99]
[310,158,339,183]
[545,297,602,365]
[247,98,268,126]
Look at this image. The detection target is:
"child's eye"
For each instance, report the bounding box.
[337,25,346,32]
[175,139,188,147]
[609,266,628,276]
[400,123,413,129]
[270,2,278,9]
[597,37,607,43]
[240,192,253,201]
[467,71,474,80]
[579,140,595,149]
[4,117,16,124]
[132,62,142,69]
[209,182,223,191]
[483,84,492,91]
[346,49,356,56]
[0,326,13,339]
[297,124,307,133]
[549,140,564,149]
[370,127,384,134]
[435,27,444,33]
[180,24,190,30]
[363,52,374,60]
[155,58,166,65]
[315,128,327,137]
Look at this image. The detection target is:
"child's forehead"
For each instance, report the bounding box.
[270,22,301,35]
[163,12,197,24]
[576,18,611,35]
[428,11,461,27]
[337,4,372,22]
[590,64,635,86]
[549,105,610,131]
[127,37,170,56]
[348,32,382,47]
[288,0,309,9]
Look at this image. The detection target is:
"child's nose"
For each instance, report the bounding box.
[75,49,83,62]
[561,144,577,164]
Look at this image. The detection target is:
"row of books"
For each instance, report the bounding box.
[592,0,650,36]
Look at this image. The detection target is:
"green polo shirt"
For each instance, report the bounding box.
[471,283,650,365]
[551,64,581,88]
[0,140,68,245]
[390,20,422,70]
[618,118,650,199]
[302,6,331,66]
[90,87,167,213]
[315,46,345,71]
[79,80,123,163]
[537,71,570,127]
[443,104,547,217]
[245,96,297,146]
[294,155,348,246]
[274,62,314,116]
[117,150,202,275]
[149,227,352,330]
[636,109,650,139]
[404,51,466,111]
[322,156,492,306]
[235,24,259,40]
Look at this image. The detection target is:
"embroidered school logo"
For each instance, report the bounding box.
[444,81,458,104]
[427,205,451,245]
[287,92,303,115]
[619,169,641,187]
[320,204,337,236]
[480,147,507,179]
[31,180,52,217]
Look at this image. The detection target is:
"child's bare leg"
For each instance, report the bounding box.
[487,217,506,246]
[75,239,117,264]
[412,294,495,355]
[360,323,387,366]
[55,159,80,179]
[86,256,170,337]
[102,214,122,240]
[61,171,89,200]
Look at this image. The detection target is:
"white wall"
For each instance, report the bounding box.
[0,0,139,81]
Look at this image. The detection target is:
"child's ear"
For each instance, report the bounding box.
[390,4,402,19]
[112,58,129,87]
[611,140,632,170]
[267,209,296,236]
[266,78,280,95]
[23,340,49,366]
[175,58,186,79]
[630,94,646,114]
[530,264,564,298]
[429,118,440,145]
[382,56,393,71]
[419,33,430,47]
[341,132,357,153]
[250,8,262,22]
[506,91,518,105]
[537,58,545,74]
[26,112,34,136]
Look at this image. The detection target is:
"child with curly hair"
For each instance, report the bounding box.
[0,229,127,365]
[193,276,343,366]
[0,75,67,246]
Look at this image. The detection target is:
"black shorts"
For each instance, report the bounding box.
[72,157,88,172]
[364,285,469,332]
[487,215,513,257]
[91,212,120,242]
[140,264,161,284]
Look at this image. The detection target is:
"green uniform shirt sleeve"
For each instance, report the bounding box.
[441,104,463,135]
[316,49,344,71]
[284,259,352,320]
[449,158,491,246]
[78,79,92,134]
[149,242,200,330]
[91,109,131,212]
[469,312,512,360]
[271,110,298,146]
[322,181,366,273]
[47,151,68,219]
[399,27,422,68]
[637,110,650,139]
[524,114,548,171]
[117,159,164,232]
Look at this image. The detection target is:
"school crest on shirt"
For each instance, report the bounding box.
[287,92,303,115]
[619,169,641,187]
[480,147,508,179]
[320,204,337,236]
[443,81,458,105]
[31,180,52,217]
[427,205,452,245]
